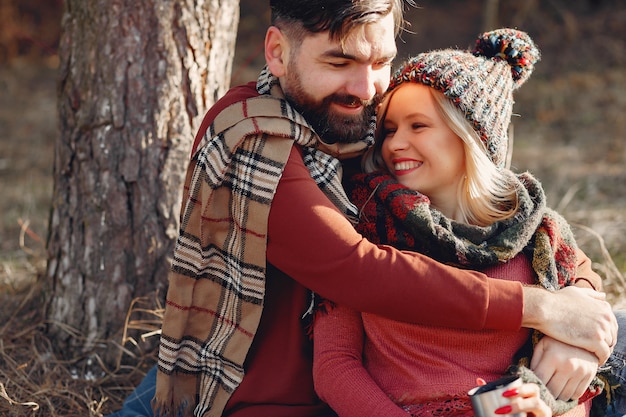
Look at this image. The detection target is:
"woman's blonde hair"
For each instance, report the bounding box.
[363,87,519,226]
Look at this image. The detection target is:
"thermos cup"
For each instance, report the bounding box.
[468,375,524,417]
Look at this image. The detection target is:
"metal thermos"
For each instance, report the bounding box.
[468,375,524,417]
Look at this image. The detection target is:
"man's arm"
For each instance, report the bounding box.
[572,247,603,291]
[267,146,523,330]
[268,146,617,358]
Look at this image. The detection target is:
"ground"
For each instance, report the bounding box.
[0,0,625,415]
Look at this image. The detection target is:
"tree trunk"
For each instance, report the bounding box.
[46,0,239,368]
[482,0,500,30]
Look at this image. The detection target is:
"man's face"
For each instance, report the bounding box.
[280,14,396,143]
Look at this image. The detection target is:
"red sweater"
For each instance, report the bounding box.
[190,82,526,417]
[313,255,591,417]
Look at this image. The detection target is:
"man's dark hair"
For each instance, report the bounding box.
[270,0,412,42]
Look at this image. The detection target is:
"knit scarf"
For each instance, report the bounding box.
[154,67,373,417]
[350,170,577,288]
[349,170,604,415]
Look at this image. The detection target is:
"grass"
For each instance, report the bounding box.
[0,274,160,416]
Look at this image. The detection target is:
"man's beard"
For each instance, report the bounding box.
[282,68,380,144]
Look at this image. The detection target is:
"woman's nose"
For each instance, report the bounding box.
[386,129,409,151]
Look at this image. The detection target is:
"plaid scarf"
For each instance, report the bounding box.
[154,68,373,417]
[349,170,606,415]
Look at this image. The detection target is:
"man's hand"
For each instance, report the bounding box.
[522,286,617,364]
[530,336,598,400]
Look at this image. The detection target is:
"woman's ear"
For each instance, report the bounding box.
[265,26,287,77]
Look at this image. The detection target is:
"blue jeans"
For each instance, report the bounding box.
[107,366,160,417]
[106,312,626,417]
[603,310,626,416]
[104,365,337,417]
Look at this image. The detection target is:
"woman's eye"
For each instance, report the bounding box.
[383,128,396,138]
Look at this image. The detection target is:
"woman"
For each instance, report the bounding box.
[312,29,606,417]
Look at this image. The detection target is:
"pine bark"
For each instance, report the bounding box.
[46,0,239,366]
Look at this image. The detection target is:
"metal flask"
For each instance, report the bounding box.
[468,375,524,417]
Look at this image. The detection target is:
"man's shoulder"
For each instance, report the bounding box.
[192,81,260,155]
[220,82,260,107]
[211,81,260,121]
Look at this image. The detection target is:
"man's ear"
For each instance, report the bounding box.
[265,26,287,77]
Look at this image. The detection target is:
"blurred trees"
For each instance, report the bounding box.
[0,0,62,63]
[45,0,239,369]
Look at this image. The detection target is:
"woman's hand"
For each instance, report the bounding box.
[531,336,598,400]
[495,383,552,417]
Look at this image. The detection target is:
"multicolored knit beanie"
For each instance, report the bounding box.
[388,28,540,167]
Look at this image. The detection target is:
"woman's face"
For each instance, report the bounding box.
[381,83,466,213]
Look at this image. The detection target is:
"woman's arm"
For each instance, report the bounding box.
[312,304,409,417]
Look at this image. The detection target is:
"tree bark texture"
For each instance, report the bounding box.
[46,0,239,365]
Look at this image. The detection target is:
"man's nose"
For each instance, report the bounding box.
[346,66,388,101]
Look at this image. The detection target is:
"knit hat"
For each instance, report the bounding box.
[388,28,540,167]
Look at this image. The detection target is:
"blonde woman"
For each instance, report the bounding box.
[313,29,608,417]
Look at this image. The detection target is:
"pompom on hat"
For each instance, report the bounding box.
[387,28,540,167]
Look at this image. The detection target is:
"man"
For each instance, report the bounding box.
[109,1,618,416]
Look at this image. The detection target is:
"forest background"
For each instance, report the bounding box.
[0,0,625,415]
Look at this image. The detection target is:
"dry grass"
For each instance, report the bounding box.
[0,215,163,416]
[0,281,111,417]
[0,255,163,416]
